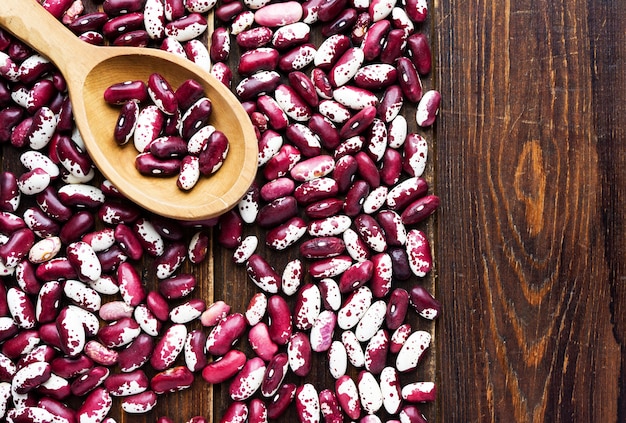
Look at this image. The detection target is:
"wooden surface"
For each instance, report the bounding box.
[1,0,624,422]
[436,0,626,422]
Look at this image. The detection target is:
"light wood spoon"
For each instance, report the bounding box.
[0,0,257,221]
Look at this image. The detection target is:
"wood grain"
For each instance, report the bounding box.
[436,0,626,421]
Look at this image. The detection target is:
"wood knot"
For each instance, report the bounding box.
[513,140,546,236]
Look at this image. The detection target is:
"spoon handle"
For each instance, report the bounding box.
[0,0,91,75]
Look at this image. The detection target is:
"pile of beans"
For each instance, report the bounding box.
[0,0,441,422]
[104,74,230,191]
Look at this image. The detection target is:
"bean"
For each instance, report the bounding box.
[151,366,194,394]
[229,357,266,401]
[201,349,247,384]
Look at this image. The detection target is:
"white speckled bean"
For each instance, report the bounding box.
[355,300,387,342]
[281,258,303,296]
[327,340,348,379]
[396,330,431,373]
[358,371,383,414]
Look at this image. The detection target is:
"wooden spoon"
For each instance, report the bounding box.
[0,0,257,221]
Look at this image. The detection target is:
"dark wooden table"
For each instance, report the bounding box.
[2,0,625,422]
[436,1,626,422]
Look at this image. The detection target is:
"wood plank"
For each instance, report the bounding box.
[435,0,626,421]
[2,1,440,422]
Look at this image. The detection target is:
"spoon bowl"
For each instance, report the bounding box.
[0,0,258,221]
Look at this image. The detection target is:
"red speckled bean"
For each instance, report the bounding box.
[154,241,186,279]
[308,113,340,150]
[121,390,158,413]
[229,357,266,401]
[267,295,292,345]
[407,32,432,75]
[150,324,187,370]
[263,144,301,181]
[37,397,76,422]
[98,317,140,349]
[103,13,145,41]
[210,61,233,87]
[260,352,288,397]
[50,355,92,379]
[268,383,297,420]
[254,1,303,26]
[281,258,303,296]
[288,72,319,110]
[300,236,345,259]
[118,333,154,373]
[159,273,197,300]
[354,214,387,253]
[200,300,230,327]
[305,197,344,219]
[339,260,374,293]
[249,322,278,361]
[237,26,273,49]
[311,68,333,99]
[319,389,343,422]
[308,255,352,279]
[380,28,407,64]
[116,262,145,306]
[199,130,229,175]
[12,361,51,394]
[409,285,441,320]
[310,310,337,352]
[402,381,436,403]
[216,1,245,23]
[370,252,393,298]
[344,180,370,217]
[165,13,208,42]
[415,89,441,127]
[266,216,307,251]
[246,254,280,293]
[318,277,341,311]
[257,95,289,132]
[294,177,339,205]
[364,329,390,375]
[295,383,320,423]
[321,7,357,37]
[387,176,429,211]
[202,349,247,384]
[401,194,440,225]
[104,80,148,105]
[185,329,208,372]
[286,123,322,158]
[210,27,231,64]
[247,398,267,423]
[378,84,404,123]
[205,313,247,356]
[151,366,194,394]
[362,19,390,61]
[257,196,298,228]
[260,178,295,202]
[406,229,432,277]
[238,47,279,75]
[221,402,248,423]
[278,43,316,72]
[335,375,360,419]
[236,70,281,101]
[396,57,423,103]
[70,365,109,397]
[103,0,145,16]
[217,209,243,249]
[287,331,312,377]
